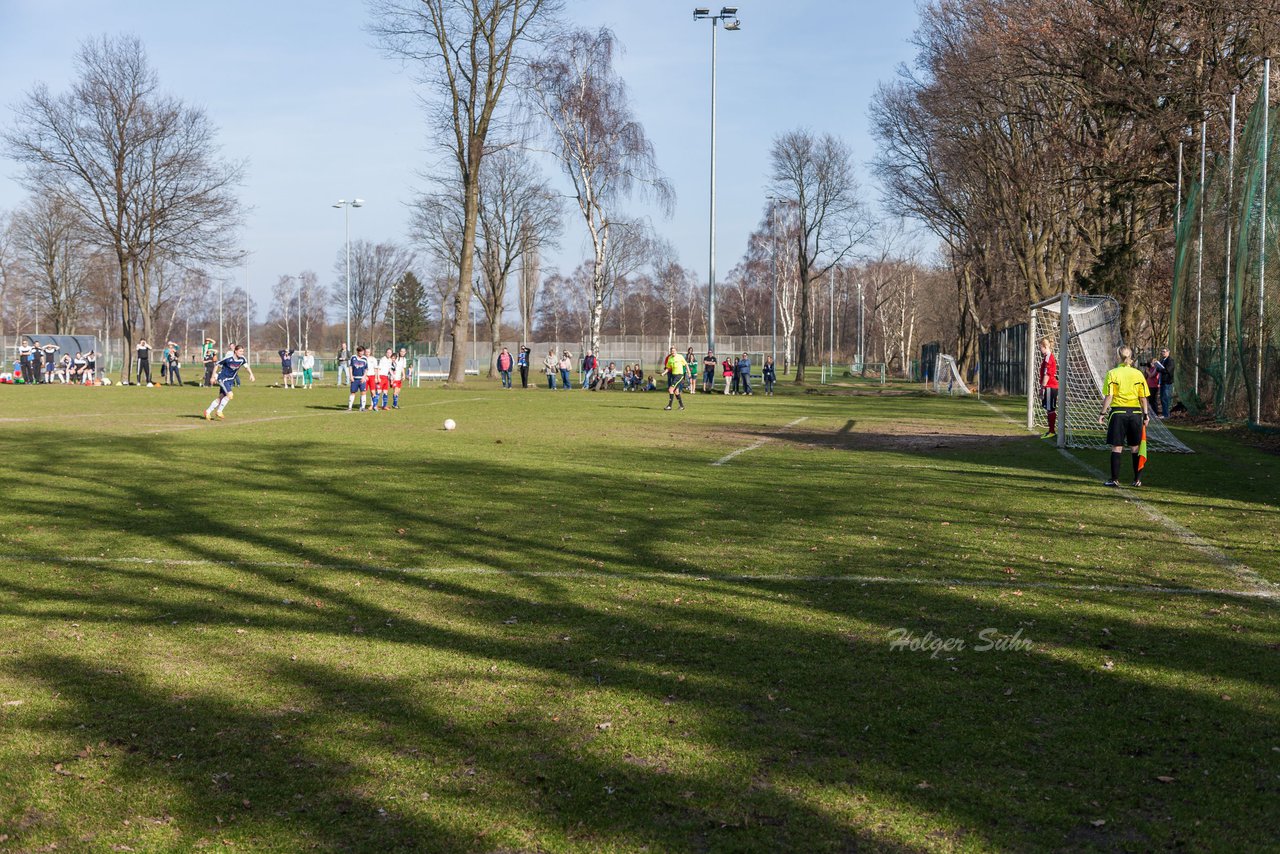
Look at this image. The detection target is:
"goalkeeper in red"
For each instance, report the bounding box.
[1097,345,1151,488]
[662,346,691,411]
[1037,337,1059,439]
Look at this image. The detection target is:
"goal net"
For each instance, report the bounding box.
[932,354,971,395]
[1029,295,1192,452]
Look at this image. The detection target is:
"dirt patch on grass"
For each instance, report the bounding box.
[714,418,1027,453]
[805,387,923,398]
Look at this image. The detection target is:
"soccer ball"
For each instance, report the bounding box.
[443,419,456,431]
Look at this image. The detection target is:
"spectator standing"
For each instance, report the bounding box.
[278,348,296,389]
[135,339,153,385]
[558,350,573,390]
[30,339,45,384]
[762,357,777,396]
[497,347,514,389]
[702,350,717,393]
[17,338,34,385]
[684,348,697,394]
[202,344,217,387]
[544,348,558,389]
[301,351,316,389]
[1155,347,1174,418]
[1144,358,1161,412]
[336,343,350,386]
[737,353,753,395]
[581,350,597,389]
[166,342,182,385]
[42,342,59,383]
[517,346,530,388]
[722,357,734,394]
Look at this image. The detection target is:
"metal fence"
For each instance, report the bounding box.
[977,323,1028,396]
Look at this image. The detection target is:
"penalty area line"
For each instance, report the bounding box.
[0,551,1274,601]
[711,416,809,466]
[979,399,1276,598]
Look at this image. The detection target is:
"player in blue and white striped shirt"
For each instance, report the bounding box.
[203,345,256,420]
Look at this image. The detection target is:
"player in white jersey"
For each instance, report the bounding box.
[387,351,405,409]
[375,348,395,410]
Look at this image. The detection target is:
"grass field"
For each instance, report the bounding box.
[0,377,1277,852]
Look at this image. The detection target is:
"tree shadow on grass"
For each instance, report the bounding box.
[0,425,1278,849]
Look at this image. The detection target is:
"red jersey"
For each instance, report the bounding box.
[1040,353,1059,390]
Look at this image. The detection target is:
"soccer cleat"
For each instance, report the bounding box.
[203,410,211,420]
[1131,479,1142,488]
[1040,431,1056,439]
[663,405,672,411]
[215,412,225,420]
[1103,480,1119,487]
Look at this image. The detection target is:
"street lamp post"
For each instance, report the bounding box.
[332,199,364,349]
[692,6,741,356]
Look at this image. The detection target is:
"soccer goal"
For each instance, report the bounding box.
[1029,294,1192,452]
[932,354,971,395]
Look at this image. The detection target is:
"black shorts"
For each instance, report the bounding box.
[1106,409,1143,447]
[1041,387,1057,412]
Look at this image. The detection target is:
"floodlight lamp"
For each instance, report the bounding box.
[352,198,365,207]
[694,7,710,17]
[724,19,741,30]
[721,6,738,15]
[333,200,345,208]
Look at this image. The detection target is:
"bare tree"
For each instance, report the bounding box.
[769,130,871,383]
[330,241,414,347]
[517,242,540,342]
[527,27,674,357]
[9,195,91,333]
[4,35,244,381]
[475,146,562,375]
[370,0,562,382]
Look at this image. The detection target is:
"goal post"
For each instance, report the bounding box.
[1029,293,1193,453]
[932,354,971,395]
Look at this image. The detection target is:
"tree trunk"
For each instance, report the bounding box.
[118,261,135,382]
[448,152,483,383]
[794,263,812,383]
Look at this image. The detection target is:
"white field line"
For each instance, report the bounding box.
[979,399,1276,598]
[142,396,492,434]
[0,551,1273,600]
[711,416,809,466]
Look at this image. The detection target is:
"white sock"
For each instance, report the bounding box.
[217,398,229,412]
[348,394,355,408]
[206,400,218,413]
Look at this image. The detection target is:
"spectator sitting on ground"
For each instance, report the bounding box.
[621,365,633,390]
[644,374,656,391]
[603,362,617,388]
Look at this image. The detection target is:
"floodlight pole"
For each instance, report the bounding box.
[1256,59,1270,426]
[693,7,741,356]
[767,196,778,364]
[333,199,364,349]
[1221,91,1236,413]
[1195,116,1206,397]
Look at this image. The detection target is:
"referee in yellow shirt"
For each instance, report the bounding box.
[1097,345,1151,487]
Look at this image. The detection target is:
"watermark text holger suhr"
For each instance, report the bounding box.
[888,628,1033,659]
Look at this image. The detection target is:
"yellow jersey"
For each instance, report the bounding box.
[664,353,689,376]
[1104,365,1149,408]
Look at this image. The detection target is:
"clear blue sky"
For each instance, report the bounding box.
[0,0,922,317]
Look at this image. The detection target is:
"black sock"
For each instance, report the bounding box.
[667,393,673,405]
[1132,452,1141,480]
[1110,452,1121,481]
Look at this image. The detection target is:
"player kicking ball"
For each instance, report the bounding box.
[203,344,255,420]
